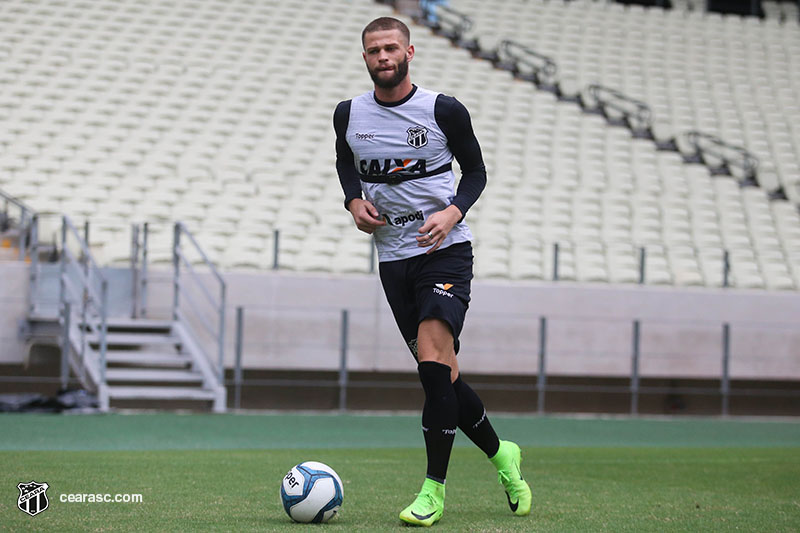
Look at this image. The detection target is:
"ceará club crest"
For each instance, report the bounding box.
[406,126,428,149]
[17,481,49,517]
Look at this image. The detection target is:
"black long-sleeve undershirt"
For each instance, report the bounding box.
[333,99,363,211]
[434,93,487,218]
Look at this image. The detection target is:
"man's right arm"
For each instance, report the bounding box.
[333,100,363,210]
[334,100,386,234]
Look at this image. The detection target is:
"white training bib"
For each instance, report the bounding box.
[345,87,473,262]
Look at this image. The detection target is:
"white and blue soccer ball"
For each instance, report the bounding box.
[280,461,343,523]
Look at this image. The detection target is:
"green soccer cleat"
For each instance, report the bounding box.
[490,440,532,516]
[399,478,445,527]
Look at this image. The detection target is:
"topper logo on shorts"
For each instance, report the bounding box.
[433,283,454,298]
[383,210,424,227]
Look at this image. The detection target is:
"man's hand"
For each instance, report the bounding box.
[417,205,463,254]
[348,198,386,234]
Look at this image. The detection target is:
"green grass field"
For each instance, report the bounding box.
[1,413,799,532]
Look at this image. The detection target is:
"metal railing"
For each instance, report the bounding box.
[28,213,40,315]
[680,131,760,184]
[496,40,558,89]
[172,221,226,382]
[418,3,479,51]
[584,84,654,137]
[59,216,109,387]
[0,189,36,261]
[547,241,733,287]
[130,222,149,318]
[258,232,750,290]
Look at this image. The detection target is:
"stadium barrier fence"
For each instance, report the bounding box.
[226,305,800,416]
[12,212,776,295]
[3,297,798,415]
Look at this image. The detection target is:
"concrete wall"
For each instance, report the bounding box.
[143,267,800,380]
[2,261,800,380]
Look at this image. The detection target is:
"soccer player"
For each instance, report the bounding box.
[333,17,532,527]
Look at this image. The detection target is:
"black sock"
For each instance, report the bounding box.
[452,376,500,458]
[417,361,459,483]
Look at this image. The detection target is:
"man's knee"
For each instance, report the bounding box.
[417,318,455,363]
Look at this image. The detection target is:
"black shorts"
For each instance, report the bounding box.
[378,241,473,359]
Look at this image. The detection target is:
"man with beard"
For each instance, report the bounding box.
[333,17,532,527]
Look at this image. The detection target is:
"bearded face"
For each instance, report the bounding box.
[367,54,409,89]
[362,29,413,92]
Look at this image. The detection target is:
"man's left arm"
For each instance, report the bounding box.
[417,95,487,253]
[435,94,487,220]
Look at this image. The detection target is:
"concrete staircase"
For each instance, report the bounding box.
[69,317,226,412]
[8,209,229,413]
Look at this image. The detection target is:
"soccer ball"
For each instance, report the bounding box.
[280,461,343,523]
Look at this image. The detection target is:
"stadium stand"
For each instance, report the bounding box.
[0,0,798,292]
[429,0,800,289]
[448,0,800,196]
[1,0,800,415]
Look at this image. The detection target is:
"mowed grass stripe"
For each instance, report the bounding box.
[1,447,798,532]
[1,413,800,451]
